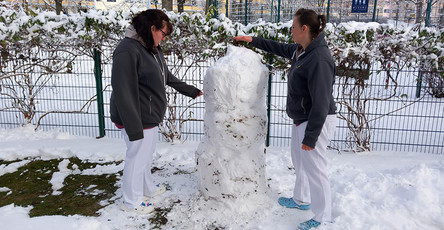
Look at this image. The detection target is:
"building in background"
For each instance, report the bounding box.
[380,0,443,25]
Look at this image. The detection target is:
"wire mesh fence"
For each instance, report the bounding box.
[227,0,444,27]
[0,50,101,137]
[1,1,444,153]
[1,48,443,153]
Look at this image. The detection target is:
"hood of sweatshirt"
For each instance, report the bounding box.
[125,25,147,48]
[304,31,328,54]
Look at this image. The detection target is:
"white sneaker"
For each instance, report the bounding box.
[144,184,166,199]
[153,184,166,196]
[121,201,154,214]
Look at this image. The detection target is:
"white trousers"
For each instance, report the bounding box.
[291,115,337,222]
[121,127,158,208]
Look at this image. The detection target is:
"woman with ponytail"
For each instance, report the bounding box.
[234,8,337,230]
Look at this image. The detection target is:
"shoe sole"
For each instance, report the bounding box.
[120,203,155,214]
[144,185,167,200]
[278,197,311,210]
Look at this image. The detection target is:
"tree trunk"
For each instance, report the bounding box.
[416,1,423,23]
[162,0,173,11]
[178,0,185,12]
[55,0,63,15]
[440,5,444,25]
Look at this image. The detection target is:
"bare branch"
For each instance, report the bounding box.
[35,110,88,130]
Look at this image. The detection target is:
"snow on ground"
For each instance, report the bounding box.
[0,125,443,230]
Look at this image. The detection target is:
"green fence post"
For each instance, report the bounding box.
[326,0,331,22]
[266,55,273,147]
[277,0,281,22]
[419,0,433,98]
[425,0,432,27]
[372,0,378,22]
[226,0,228,17]
[94,49,105,138]
[261,5,263,19]
[416,70,423,98]
[210,0,218,18]
[244,0,248,25]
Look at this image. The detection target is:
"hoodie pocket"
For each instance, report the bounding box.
[149,96,152,115]
[301,97,307,114]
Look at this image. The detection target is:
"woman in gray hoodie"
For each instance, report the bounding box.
[110,9,202,214]
[235,8,337,230]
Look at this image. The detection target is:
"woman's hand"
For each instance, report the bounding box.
[233,36,253,43]
[196,91,203,98]
[302,144,314,151]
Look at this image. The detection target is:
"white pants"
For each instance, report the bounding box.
[121,127,158,208]
[291,115,337,222]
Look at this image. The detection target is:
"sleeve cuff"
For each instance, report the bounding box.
[302,136,317,149]
[250,37,259,46]
[128,131,144,142]
[193,89,201,99]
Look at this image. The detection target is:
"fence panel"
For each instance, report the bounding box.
[0,49,101,137]
[1,51,443,154]
[227,0,444,27]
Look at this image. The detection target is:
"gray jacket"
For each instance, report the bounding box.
[110,26,201,141]
[251,32,336,148]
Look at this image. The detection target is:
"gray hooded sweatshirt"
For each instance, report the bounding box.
[250,32,336,148]
[110,25,201,141]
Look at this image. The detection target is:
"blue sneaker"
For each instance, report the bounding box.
[278,197,311,210]
[298,219,321,230]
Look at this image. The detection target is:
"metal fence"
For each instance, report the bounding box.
[1,48,443,154]
[0,51,101,137]
[1,1,443,153]
[227,0,444,27]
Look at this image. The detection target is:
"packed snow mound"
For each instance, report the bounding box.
[203,45,269,115]
[196,45,269,203]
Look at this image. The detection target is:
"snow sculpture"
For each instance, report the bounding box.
[196,45,269,201]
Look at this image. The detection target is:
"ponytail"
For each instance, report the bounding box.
[318,14,327,34]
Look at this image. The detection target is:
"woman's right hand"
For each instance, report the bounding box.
[233,36,253,43]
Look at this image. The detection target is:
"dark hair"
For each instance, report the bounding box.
[131,9,173,53]
[294,8,326,39]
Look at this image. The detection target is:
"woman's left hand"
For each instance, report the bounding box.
[302,144,314,151]
[196,91,203,98]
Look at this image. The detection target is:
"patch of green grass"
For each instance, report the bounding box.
[0,159,59,212]
[173,169,193,175]
[0,159,22,166]
[149,207,173,229]
[67,158,123,171]
[0,158,120,217]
